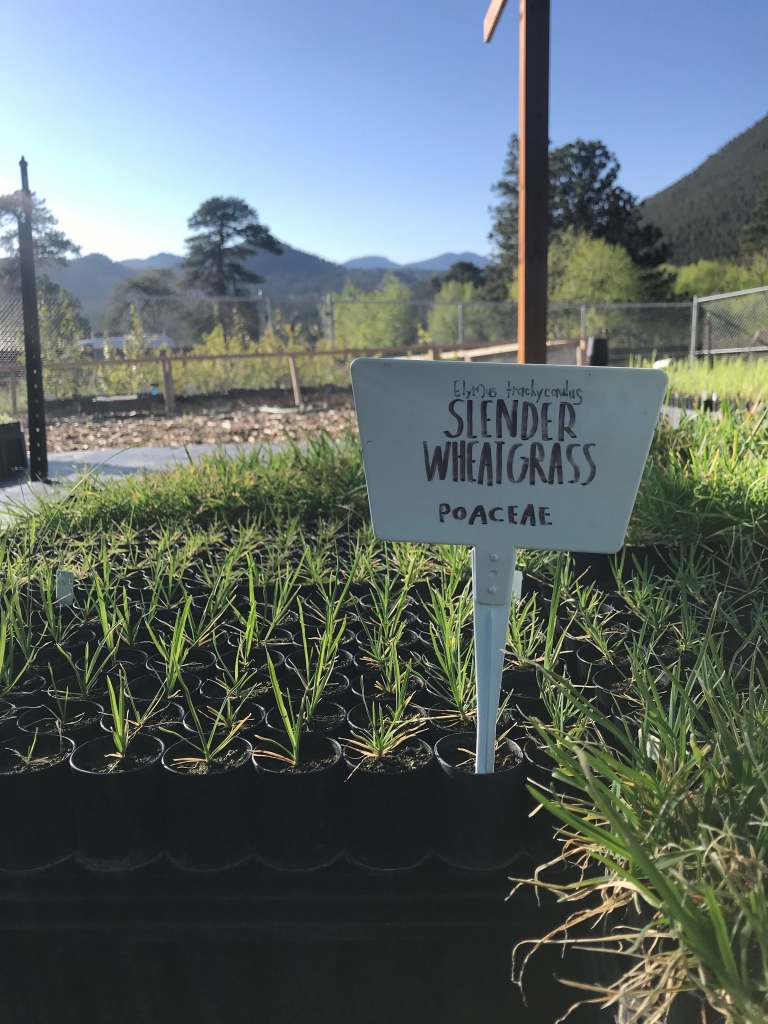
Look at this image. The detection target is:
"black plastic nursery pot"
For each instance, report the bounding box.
[6,674,48,708]
[265,699,346,738]
[434,733,526,871]
[253,734,344,870]
[0,699,17,740]
[162,737,254,871]
[344,738,435,870]
[70,734,165,871]
[18,700,104,746]
[0,734,76,871]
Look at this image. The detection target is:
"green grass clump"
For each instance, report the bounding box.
[23,433,367,539]
[643,357,768,404]
[630,405,768,543]
[516,545,768,1024]
[7,406,768,548]
[0,407,767,1022]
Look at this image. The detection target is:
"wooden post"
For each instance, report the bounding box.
[517,0,550,365]
[18,158,49,480]
[287,355,302,408]
[161,357,176,415]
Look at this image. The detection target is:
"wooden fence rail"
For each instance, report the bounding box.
[0,338,576,415]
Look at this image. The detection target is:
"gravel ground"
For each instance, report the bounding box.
[42,398,358,452]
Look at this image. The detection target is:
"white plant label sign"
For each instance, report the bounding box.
[351,359,667,553]
[351,359,667,775]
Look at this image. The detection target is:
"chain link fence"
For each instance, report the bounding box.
[691,286,768,365]
[328,297,692,362]
[0,300,23,363]
[0,292,725,415]
[0,300,24,416]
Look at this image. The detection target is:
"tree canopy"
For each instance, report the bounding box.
[109,267,179,332]
[547,230,643,303]
[0,191,80,294]
[489,135,668,284]
[741,183,768,259]
[37,277,90,360]
[671,257,768,301]
[429,260,487,295]
[182,197,283,297]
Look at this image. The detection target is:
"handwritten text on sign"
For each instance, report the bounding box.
[350,360,667,553]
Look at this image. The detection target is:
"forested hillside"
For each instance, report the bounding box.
[642,114,768,263]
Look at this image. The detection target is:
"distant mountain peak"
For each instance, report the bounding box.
[344,252,490,272]
[343,256,400,270]
[405,252,490,272]
[119,253,183,272]
[642,113,768,263]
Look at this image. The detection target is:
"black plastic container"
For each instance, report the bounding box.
[266,699,346,738]
[162,737,253,871]
[434,733,525,871]
[0,734,75,871]
[183,700,265,737]
[0,700,16,741]
[113,645,149,680]
[70,734,165,871]
[575,643,611,685]
[18,699,103,747]
[253,735,344,870]
[4,675,48,709]
[142,701,185,737]
[568,550,615,590]
[344,738,434,870]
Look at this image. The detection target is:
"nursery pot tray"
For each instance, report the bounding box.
[0,859,590,1024]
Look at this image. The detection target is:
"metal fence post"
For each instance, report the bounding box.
[704,314,712,371]
[329,296,335,350]
[458,302,464,347]
[689,296,699,371]
[17,157,48,482]
[10,368,17,418]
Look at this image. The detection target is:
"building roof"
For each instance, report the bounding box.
[77,332,176,351]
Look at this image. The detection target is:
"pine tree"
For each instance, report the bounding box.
[182,197,282,297]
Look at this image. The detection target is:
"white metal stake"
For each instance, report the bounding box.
[472,546,516,774]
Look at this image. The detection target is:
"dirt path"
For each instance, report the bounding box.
[43,398,358,452]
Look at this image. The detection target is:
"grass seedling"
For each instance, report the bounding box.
[253,655,306,768]
[424,581,476,725]
[507,592,545,664]
[146,597,193,696]
[0,616,33,700]
[346,659,425,767]
[103,674,164,764]
[168,681,250,770]
[292,600,348,719]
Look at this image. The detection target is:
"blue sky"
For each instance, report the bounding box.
[1,0,766,265]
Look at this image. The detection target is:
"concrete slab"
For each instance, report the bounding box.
[0,443,259,520]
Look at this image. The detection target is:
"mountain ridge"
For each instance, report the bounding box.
[344,252,489,271]
[642,113,768,263]
[46,247,489,305]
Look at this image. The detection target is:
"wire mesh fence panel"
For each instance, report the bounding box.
[0,300,23,363]
[578,303,692,361]
[0,301,25,417]
[329,298,692,360]
[697,287,768,357]
[20,292,699,406]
